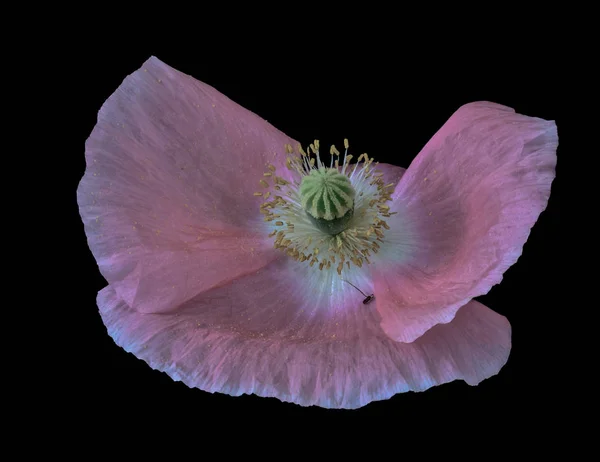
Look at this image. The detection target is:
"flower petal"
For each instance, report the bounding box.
[78,56,297,312]
[372,102,557,342]
[374,162,406,191]
[97,256,511,409]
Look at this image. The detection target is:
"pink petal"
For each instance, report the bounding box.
[376,162,406,189]
[372,102,557,343]
[77,56,297,313]
[97,257,511,409]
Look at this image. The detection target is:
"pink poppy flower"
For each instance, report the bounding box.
[77,56,558,409]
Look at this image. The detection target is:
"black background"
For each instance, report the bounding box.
[67,43,565,429]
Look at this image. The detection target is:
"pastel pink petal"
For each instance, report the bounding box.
[77,56,297,313]
[375,162,406,190]
[372,102,557,343]
[97,257,511,409]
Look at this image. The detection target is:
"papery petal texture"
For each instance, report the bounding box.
[98,256,511,409]
[78,57,550,409]
[77,57,297,313]
[372,102,558,343]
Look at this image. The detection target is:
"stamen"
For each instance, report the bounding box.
[253,139,395,277]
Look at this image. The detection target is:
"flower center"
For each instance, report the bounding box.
[299,167,356,235]
[255,139,395,276]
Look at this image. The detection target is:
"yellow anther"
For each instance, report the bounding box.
[264,141,394,274]
[253,192,263,196]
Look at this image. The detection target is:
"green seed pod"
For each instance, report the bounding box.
[299,168,356,234]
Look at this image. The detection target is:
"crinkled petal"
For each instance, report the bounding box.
[372,102,557,342]
[77,56,297,313]
[98,256,511,409]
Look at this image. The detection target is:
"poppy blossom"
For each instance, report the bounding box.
[78,56,558,409]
